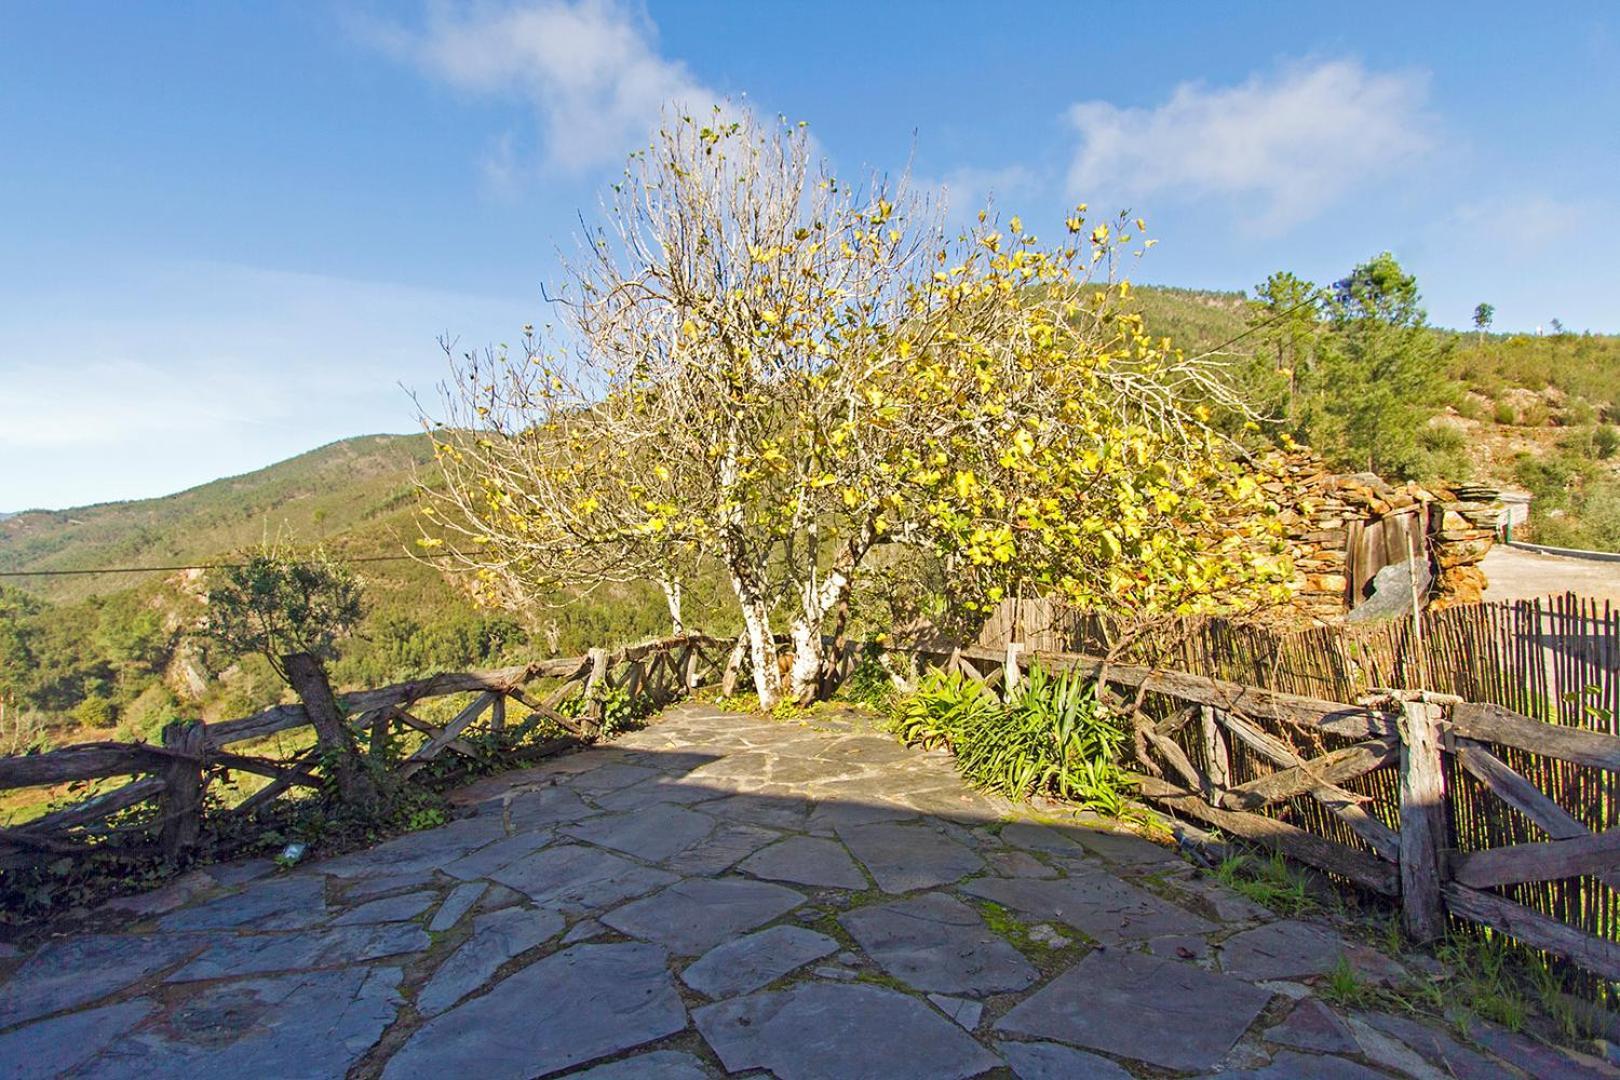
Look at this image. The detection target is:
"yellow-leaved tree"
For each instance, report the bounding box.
[421,110,1291,708]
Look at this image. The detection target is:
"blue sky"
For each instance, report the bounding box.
[3,1,1618,511]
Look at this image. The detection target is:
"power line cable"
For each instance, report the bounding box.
[1187,288,1331,362]
[0,550,459,579]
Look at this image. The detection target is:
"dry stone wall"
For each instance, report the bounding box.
[1267,451,1501,624]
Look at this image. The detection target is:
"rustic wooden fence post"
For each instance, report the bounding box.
[1004,641,1023,698]
[1399,697,1448,941]
[284,652,374,807]
[582,647,609,731]
[159,721,206,859]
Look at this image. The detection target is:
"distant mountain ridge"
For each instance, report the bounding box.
[0,433,435,602]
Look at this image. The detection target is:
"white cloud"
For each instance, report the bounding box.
[1449,195,1586,251]
[369,0,721,174]
[1066,59,1432,230]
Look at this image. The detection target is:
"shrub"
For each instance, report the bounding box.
[890,665,1134,814]
[1596,425,1620,460]
[1564,398,1599,426]
[1493,400,1518,425]
[72,693,117,729]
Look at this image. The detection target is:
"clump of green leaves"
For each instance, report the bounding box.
[203,543,364,681]
[889,665,1134,814]
[556,682,653,736]
[1214,851,1324,916]
[836,647,896,710]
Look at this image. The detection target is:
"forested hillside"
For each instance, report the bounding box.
[0,435,684,768]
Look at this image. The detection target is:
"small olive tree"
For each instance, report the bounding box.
[205,545,370,801]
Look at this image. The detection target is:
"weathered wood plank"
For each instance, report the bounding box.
[1200,707,1230,794]
[1399,700,1448,942]
[1221,712,1400,862]
[1443,883,1620,983]
[402,693,495,767]
[1453,740,1590,840]
[1133,774,1399,895]
[159,722,207,858]
[394,711,483,777]
[12,777,166,835]
[205,657,592,748]
[0,743,169,790]
[211,751,322,789]
[1450,827,1620,889]
[1219,739,1398,811]
[1450,702,1620,772]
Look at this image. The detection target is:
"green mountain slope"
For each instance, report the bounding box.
[0,434,435,603]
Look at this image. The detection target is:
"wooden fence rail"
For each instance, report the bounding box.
[865,634,1620,988]
[0,633,732,864]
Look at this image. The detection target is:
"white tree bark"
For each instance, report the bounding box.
[660,575,684,636]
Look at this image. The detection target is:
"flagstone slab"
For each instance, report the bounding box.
[1219,920,1348,982]
[571,762,662,795]
[314,815,509,878]
[661,822,781,876]
[841,892,1038,996]
[997,950,1271,1072]
[1000,822,1087,855]
[0,999,154,1080]
[704,793,817,830]
[489,843,677,915]
[417,906,564,1015]
[344,869,438,902]
[986,850,1057,878]
[962,870,1214,941]
[602,877,805,955]
[1361,1011,1514,1079]
[804,798,917,833]
[680,924,839,999]
[1264,997,1358,1055]
[562,806,716,862]
[593,776,729,812]
[442,829,555,880]
[928,994,983,1030]
[428,882,486,933]
[739,835,868,890]
[694,982,1002,1080]
[331,890,437,925]
[1069,828,1180,867]
[492,786,601,831]
[382,943,685,1080]
[569,1050,711,1079]
[0,932,206,1027]
[996,1039,1134,1080]
[166,923,430,982]
[839,822,985,893]
[83,965,402,1079]
[1219,1049,1390,1079]
[158,875,328,932]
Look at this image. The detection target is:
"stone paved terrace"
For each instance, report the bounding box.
[1,703,1614,1079]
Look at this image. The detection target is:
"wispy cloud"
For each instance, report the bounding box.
[363,0,721,176]
[1448,194,1586,252]
[1066,59,1433,231]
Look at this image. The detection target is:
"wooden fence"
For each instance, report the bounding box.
[885,597,1620,992]
[0,634,732,867]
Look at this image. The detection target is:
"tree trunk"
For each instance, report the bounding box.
[283,652,374,808]
[660,576,684,636]
[786,531,868,704]
[727,574,779,709]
